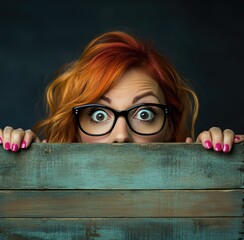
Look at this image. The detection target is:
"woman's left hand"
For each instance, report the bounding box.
[186,127,244,153]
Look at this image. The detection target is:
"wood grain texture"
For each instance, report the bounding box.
[0,218,243,240]
[0,143,243,189]
[0,190,242,217]
[0,143,243,239]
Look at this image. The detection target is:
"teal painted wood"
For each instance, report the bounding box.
[0,218,242,240]
[0,143,243,239]
[0,190,242,217]
[0,143,243,189]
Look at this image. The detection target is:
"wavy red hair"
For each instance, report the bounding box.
[35,31,198,142]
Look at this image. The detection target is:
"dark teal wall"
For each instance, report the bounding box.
[0,0,243,135]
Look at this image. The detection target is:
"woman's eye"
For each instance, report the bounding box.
[135,109,155,121]
[91,110,109,122]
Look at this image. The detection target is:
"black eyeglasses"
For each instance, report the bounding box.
[73,103,170,136]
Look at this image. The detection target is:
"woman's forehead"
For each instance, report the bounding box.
[111,68,160,90]
[99,68,166,106]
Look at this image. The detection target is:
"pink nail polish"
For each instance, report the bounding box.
[0,137,2,144]
[21,140,26,149]
[5,142,10,150]
[223,144,230,153]
[11,144,19,152]
[215,143,222,152]
[234,135,240,140]
[204,140,213,149]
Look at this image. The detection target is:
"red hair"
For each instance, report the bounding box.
[35,31,198,142]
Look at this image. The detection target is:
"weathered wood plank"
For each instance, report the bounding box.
[0,190,242,217]
[0,143,243,238]
[0,218,243,240]
[0,143,243,189]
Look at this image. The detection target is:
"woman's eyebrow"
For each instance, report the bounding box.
[132,91,159,104]
[100,96,111,103]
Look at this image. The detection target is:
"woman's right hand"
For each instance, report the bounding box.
[0,126,42,152]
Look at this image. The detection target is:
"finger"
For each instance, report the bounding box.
[9,128,25,152]
[222,129,235,153]
[185,137,193,143]
[195,130,213,150]
[21,129,41,149]
[2,126,14,150]
[209,127,223,152]
[0,128,3,145]
[234,135,244,143]
[42,139,47,143]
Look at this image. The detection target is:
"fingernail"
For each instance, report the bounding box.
[223,144,230,153]
[21,140,26,149]
[11,144,19,152]
[0,137,2,144]
[5,142,10,150]
[215,143,222,151]
[234,135,240,140]
[204,140,213,149]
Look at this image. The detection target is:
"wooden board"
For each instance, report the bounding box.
[0,190,242,217]
[0,218,243,240]
[0,143,243,239]
[0,143,243,189]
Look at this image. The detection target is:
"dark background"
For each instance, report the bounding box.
[0,0,243,137]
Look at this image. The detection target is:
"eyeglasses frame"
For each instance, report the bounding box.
[73,103,171,136]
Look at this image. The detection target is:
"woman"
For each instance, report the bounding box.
[0,31,243,151]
